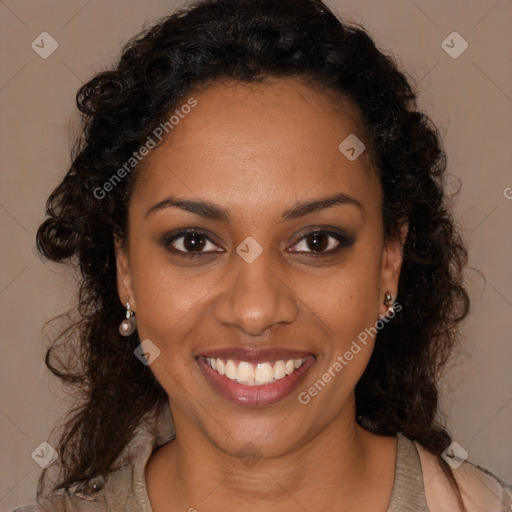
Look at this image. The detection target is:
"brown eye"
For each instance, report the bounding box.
[306,232,330,252]
[180,232,207,252]
[164,229,223,257]
[288,229,354,256]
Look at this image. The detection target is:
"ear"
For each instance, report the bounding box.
[379,220,408,316]
[114,235,136,311]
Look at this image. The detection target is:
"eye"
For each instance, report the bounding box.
[288,230,354,256]
[164,229,223,258]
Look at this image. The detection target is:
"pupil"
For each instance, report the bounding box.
[309,232,327,252]
[184,233,205,252]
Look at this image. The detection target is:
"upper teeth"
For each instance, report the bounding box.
[205,357,306,386]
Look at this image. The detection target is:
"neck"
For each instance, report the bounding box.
[146,402,397,512]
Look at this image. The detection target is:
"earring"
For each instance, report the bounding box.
[384,291,394,316]
[119,299,136,336]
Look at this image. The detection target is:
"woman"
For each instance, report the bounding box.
[32,0,511,511]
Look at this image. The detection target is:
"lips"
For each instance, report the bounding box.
[196,347,315,406]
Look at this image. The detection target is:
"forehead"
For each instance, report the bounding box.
[131,77,380,218]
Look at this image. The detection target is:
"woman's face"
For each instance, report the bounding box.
[116,77,405,457]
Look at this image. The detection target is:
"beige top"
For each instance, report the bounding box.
[34,408,512,512]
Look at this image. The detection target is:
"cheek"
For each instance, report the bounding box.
[129,261,216,397]
[127,244,229,378]
[298,245,383,381]
[309,251,381,333]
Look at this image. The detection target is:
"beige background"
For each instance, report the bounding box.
[1,0,511,509]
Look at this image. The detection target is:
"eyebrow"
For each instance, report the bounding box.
[145,192,365,222]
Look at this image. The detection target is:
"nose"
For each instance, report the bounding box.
[212,248,300,337]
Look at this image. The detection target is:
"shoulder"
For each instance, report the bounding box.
[35,476,108,512]
[34,406,174,512]
[35,463,138,512]
[414,441,512,512]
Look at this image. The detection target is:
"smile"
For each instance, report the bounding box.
[196,348,315,406]
[205,357,307,385]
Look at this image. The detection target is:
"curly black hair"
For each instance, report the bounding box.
[36,0,469,508]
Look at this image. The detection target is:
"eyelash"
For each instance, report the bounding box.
[162,228,355,259]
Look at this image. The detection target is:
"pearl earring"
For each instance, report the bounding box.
[119,299,136,336]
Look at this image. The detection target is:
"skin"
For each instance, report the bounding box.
[115,77,409,512]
